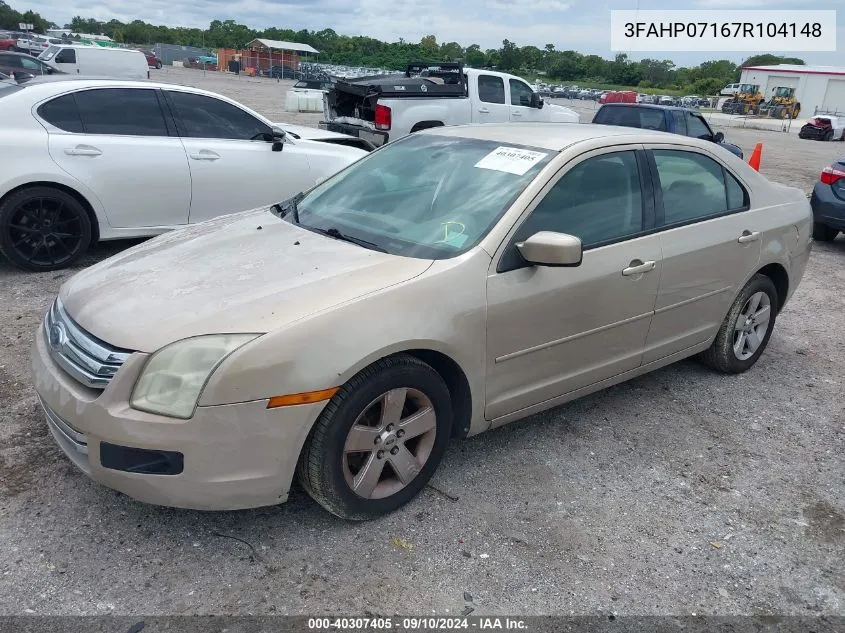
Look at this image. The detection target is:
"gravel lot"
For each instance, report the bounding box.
[0,67,843,617]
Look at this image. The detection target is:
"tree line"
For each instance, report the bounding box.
[1,1,804,93]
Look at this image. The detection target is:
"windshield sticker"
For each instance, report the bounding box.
[474,146,548,175]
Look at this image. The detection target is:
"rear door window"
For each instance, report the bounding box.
[0,53,22,68]
[477,75,505,104]
[652,150,747,225]
[74,88,169,136]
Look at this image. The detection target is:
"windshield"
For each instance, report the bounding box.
[287,134,553,259]
[41,45,59,60]
[775,87,792,97]
[739,84,757,93]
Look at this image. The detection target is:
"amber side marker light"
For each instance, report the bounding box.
[266,388,339,408]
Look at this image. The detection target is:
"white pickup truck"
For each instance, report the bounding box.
[319,61,579,147]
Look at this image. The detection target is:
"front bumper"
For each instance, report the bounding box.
[32,326,325,510]
[811,183,845,230]
[319,120,389,147]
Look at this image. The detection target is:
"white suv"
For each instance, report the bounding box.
[0,77,369,271]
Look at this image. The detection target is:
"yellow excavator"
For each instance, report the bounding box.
[759,87,801,119]
[721,83,765,115]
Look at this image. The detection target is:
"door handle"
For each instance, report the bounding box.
[64,146,102,157]
[737,230,760,244]
[511,110,522,116]
[189,151,220,161]
[622,260,656,276]
[477,107,490,114]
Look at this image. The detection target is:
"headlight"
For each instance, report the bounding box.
[130,334,259,419]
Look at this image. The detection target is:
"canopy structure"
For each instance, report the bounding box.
[245,39,319,55]
[221,39,320,77]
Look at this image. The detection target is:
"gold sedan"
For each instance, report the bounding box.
[32,123,812,519]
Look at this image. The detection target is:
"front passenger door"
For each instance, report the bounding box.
[485,149,662,422]
[165,91,314,224]
[508,78,541,122]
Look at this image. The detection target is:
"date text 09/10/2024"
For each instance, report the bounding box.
[307,617,529,630]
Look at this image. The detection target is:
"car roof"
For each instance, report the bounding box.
[422,122,692,151]
[0,50,46,59]
[598,102,698,113]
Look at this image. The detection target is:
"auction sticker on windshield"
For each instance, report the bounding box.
[474,146,548,175]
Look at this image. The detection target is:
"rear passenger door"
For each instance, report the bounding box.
[473,74,511,123]
[41,87,192,228]
[642,146,761,363]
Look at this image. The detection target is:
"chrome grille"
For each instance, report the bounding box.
[44,299,132,389]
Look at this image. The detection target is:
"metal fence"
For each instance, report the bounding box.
[152,43,213,65]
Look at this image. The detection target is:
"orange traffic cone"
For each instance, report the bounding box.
[748,142,762,171]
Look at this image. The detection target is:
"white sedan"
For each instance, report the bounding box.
[0,77,369,271]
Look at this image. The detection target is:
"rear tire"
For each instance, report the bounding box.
[0,186,92,272]
[813,222,839,241]
[698,275,778,374]
[297,354,452,520]
[824,129,834,142]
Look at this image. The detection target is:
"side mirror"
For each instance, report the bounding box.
[517,231,582,267]
[530,92,544,109]
[13,71,34,83]
[271,126,286,152]
[713,131,725,143]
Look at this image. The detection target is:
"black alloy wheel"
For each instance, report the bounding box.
[0,187,91,271]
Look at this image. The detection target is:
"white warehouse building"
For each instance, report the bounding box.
[739,64,845,116]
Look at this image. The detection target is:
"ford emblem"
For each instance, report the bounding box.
[48,323,66,350]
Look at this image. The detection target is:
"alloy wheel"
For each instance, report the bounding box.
[342,387,437,499]
[733,291,771,360]
[7,196,83,269]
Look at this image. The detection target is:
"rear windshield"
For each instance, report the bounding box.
[593,106,667,131]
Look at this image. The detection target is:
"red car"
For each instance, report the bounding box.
[0,33,17,52]
[140,50,163,69]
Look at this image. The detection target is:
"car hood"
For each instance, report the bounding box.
[544,103,580,123]
[275,122,349,142]
[59,209,432,352]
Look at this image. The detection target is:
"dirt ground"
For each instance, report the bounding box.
[0,67,843,617]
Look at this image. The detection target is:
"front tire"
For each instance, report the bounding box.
[155,61,162,69]
[0,186,92,272]
[698,274,778,374]
[297,354,452,520]
[813,222,839,241]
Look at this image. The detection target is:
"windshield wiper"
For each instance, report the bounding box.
[311,226,387,252]
[272,194,301,224]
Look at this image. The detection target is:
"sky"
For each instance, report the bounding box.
[11,0,845,66]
